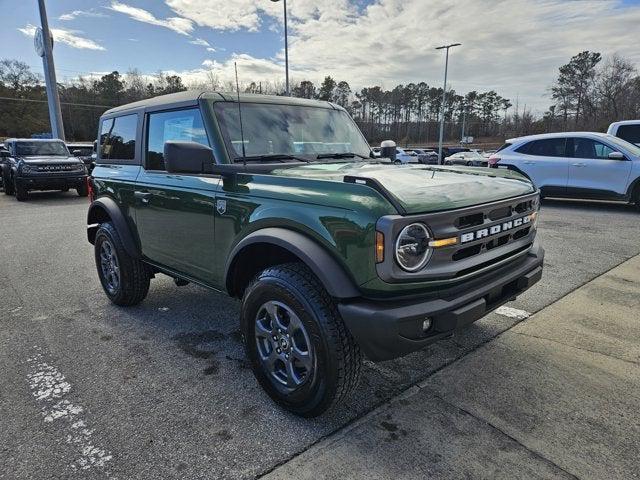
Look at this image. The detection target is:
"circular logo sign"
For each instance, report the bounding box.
[34,27,53,57]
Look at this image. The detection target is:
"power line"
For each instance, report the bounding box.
[0,96,113,108]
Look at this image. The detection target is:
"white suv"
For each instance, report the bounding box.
[607,120,640,146]
[489,132,640,208]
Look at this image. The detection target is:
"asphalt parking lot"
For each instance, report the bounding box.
[1,191,639,479]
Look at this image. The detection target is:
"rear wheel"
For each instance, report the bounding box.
[444,160,452,165]
[466,161,473,166]
[4,173,14,195]
[241,263,362,417]
[94,222,150,306]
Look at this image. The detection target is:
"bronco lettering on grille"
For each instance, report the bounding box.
[460,214,532,244]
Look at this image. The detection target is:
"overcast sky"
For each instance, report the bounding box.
[5,0,640,114]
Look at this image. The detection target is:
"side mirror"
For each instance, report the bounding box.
[380,140,397,162]
[608,151,626,160]
[0,150,9,158]
[72,149,83,157]
[164,141,215,174]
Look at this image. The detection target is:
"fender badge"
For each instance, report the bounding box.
[216,199,227,215]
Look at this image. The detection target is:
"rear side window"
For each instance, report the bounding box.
[516,138,566,157]
[146,108,209,171]
[100,114,137,161]
[496,143,511,152]
[616,125,640,145]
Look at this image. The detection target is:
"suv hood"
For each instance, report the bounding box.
[19,156,82,165]
[273,162,535,214]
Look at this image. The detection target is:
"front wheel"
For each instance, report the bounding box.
[241,263,362,417]
[14,178,27,201]
[76,182,88,197]
[94,222,150,306]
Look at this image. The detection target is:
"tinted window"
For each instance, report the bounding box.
[572,138,615,160]
[15,141,68,156]
[214,102,371,159]
[517,138,566,157]
[496,142,511,152]
[145,108,209,171]
[616,125,640,145]
[100,114,137,161]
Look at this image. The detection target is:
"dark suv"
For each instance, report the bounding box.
[1,139,88,201]
[87,91,544,416]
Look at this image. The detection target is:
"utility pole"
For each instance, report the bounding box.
[270,0,290,96]
[36,0,65,140]
[435,43,460,164]
[460,104,466,144]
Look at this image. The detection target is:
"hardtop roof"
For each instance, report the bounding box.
[102,91,340,116]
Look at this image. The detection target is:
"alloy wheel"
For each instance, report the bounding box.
[99,239,120,295]
[254,300,313,391]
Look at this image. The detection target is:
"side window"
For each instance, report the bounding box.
[616,125,640,145]
[146,108,209,171]
[572,138,615,160]
[100,114,137,161]
[517,138,566,157]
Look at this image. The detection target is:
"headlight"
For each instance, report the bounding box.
[395,223,432,272]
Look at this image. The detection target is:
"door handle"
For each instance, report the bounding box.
[134,191,152,203]
[571,163,586,167]
[523,161,536,165]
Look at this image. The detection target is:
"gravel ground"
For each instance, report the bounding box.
[0,190,638,479]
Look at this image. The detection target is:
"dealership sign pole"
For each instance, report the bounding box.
[35,0,65,140]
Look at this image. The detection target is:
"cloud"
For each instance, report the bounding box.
[58,9,107,21]
[162,0,640,113]
[189,38,210,47]
[109,1,193,35]
[206,47,217,53]
[18,24,106,51]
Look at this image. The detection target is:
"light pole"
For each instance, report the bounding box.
[270,0,289,96]
[36,0,65,140]
[435,43,460,164]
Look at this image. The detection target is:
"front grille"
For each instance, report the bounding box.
[376,191,539,283]
[35,164,78,172]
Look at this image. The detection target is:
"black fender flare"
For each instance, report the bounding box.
[87,197,140,259]
[224,227,361,299]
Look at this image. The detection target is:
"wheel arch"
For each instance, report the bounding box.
[87,197,140,259]
[225,228,361,300]
[626,175,640,201]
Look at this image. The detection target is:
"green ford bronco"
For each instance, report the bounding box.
[87,91,544,416]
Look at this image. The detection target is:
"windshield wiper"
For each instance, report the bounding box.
[316,152,369,160]
[234,154,310,163]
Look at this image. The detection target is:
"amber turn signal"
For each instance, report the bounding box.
[375,231,385,263]
[428,237,458,248]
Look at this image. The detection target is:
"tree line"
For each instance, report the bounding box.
[1,51,640,144]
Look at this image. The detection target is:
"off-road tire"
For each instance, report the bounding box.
[76,182,88,197]
[241,262,362,417]
[94,222,150,306]
[14,178,27,201]
[4,173,15,195]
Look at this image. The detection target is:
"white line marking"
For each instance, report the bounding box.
[27,348,113,471]
[495,306,531,320]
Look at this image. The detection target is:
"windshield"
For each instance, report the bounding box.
[214,102,371,160]
[605,134,640,156]
[15,141,69,157]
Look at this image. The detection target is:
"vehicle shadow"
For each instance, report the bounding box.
[13,190,85,205]
[541,197,636,214]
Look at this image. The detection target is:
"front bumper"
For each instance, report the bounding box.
[16,174,87,191]
[338,243,544,361]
